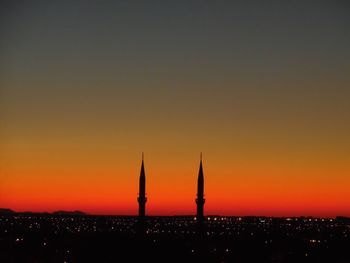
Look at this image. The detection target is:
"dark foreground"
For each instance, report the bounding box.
[1,214,350,263]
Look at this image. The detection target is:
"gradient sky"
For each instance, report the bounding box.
[1,1,350,217]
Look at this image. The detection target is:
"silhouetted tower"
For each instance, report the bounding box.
[196,153,205,222]
[137,153,147,218]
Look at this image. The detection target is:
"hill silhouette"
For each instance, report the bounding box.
[0,208,86,216]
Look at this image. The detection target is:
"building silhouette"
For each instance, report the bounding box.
[196,153,205,223]
[137,153,147,218]
[136,153,205,222]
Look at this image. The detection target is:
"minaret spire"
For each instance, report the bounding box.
[196,153,205,223]
[138,153,147,218]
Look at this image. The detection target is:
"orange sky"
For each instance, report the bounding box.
[1,135,350,216]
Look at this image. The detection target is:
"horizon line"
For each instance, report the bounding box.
[1,208,348,219]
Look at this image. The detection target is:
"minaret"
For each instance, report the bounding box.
[137,153,147,218]
[196,153,205,222]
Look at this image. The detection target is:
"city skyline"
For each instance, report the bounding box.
[1,1,350,217]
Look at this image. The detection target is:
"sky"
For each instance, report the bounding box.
[1,0,350,217]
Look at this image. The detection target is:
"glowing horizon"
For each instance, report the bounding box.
[2,153,350,217]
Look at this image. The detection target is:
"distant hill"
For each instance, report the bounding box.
[52,210,86,216]
[0,208,86,216]
[0,208,15,215]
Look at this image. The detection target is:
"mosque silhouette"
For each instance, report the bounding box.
[138,153,205,222]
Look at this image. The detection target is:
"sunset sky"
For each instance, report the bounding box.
[1,1,350,217]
